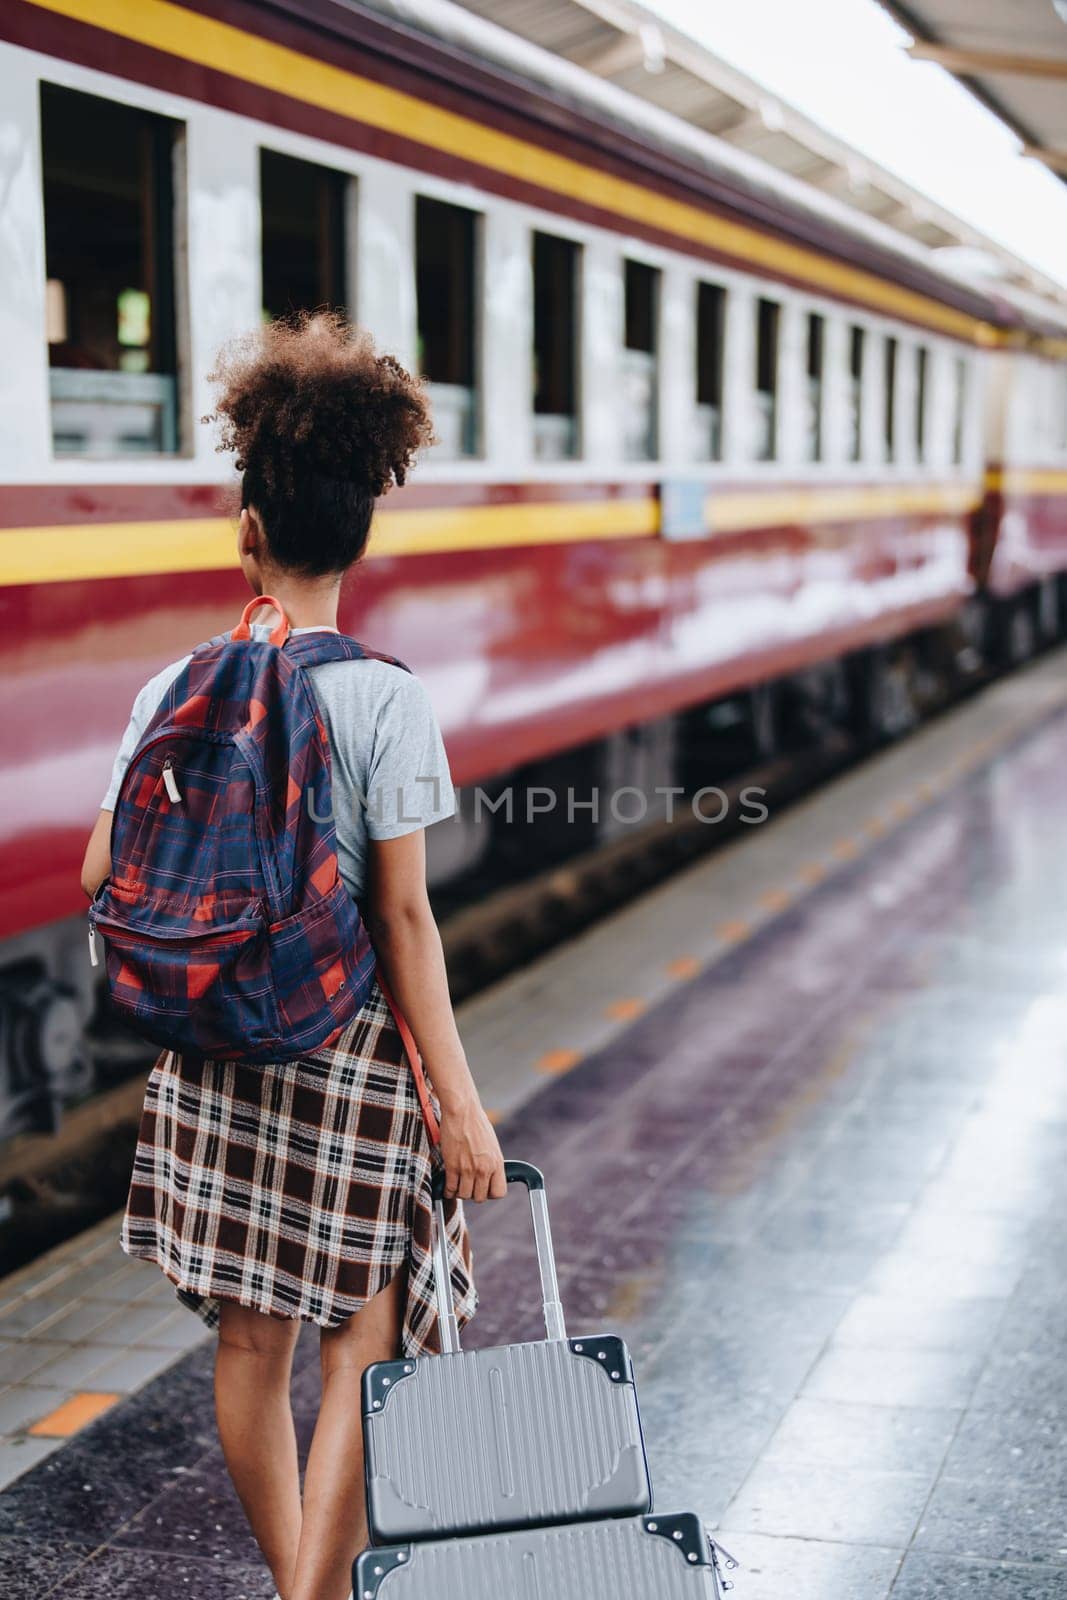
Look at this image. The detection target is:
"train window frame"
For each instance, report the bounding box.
[532,229,581,462]
[805,311,825,465]
[754,296,780,463]
[259,147,350,324]
[694,279,726,464]
[623,257,661,463]
[950,353,968,466]
[415,193,483,461]
[847,324,865,464]
[40,80,184,460]
[884,335,898,465]
[915,344,929,464]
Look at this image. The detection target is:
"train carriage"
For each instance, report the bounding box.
[0,0,1066,1138]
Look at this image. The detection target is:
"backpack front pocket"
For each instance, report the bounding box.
[92,912,281,1059]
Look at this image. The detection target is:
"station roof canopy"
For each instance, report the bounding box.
[447,0,1067,304]
[876,0,1067,188]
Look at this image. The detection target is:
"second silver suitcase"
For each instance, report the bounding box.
[361,1160,652,1543]
[354,1512,727,1599]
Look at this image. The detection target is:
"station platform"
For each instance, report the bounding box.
[2,651,1067,1598]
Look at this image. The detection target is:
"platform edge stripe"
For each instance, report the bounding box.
[27,1391,121,1436]
[19,0,999,343]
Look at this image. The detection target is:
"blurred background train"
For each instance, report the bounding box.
[1,0,1066,1150]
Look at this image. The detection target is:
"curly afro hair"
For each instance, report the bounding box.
[205,311,434,576]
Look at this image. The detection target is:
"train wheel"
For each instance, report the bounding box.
[750,682,780,762]
[0,972,88,1139]
[850,645,918,745]
[955,598,989,677]
[1003,593,1038,665]
[1037,578,1060,644]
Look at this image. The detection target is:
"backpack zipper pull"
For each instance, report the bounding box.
[88,924,99,967]
[162,759,182,803]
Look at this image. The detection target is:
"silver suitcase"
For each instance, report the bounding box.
[361,1160,652,1543]
[354,1512,731,1599]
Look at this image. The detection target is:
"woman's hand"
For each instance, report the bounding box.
[438,1092,507,1202]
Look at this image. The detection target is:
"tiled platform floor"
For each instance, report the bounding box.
[0,1220,206,1487]
[2,664,1067,1597]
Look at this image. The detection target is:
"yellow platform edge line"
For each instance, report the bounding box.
[21,0,1005,345]
[28,1391,121,1437]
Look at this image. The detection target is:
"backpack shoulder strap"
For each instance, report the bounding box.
[283,633,411,674]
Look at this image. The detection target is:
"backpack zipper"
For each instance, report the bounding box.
[162,759,182,803]
[111,725,283,921]
[90,914,260,948]
[113,730,179,809]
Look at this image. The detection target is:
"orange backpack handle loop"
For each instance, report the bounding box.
[231,596,291,646]
[376,972,441,1149]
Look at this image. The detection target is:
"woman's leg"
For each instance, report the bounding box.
[290,1268,407,1600]
[215,1302,303,1598]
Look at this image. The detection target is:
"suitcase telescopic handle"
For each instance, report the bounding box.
[430,1160,567,1353]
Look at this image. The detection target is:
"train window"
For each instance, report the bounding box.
[260,150,348,321]
[532,231,580,460]
[416,196,479,458]
[40,83,180,456]
[805,313,824,463]
[623,259,659,460]
[915,345,929,462]
[884,336,898,462]
[754,297,779,461]
[694,281,725,461]
[848,325,865,462]
[951,356,967,464]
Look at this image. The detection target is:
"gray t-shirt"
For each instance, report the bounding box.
[101,624,456,901]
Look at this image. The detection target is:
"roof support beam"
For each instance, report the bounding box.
[569,20,666,78]
[906,43,1067,80]
[1023,144,1067,175]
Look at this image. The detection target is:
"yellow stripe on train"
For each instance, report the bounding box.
[0,482,990,588]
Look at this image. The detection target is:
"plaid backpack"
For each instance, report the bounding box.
[88,596,406,1065]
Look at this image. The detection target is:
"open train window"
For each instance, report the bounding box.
[951,355,967,464]
[915,345,929,462]
[694,281,725,462]
[532,231,579,460]
[40,83,180,456]
[623,259,659,460]
[416,196,479,458]
[754,297,779,461]
[848,325,865,462]
[884,336,898,462]
[260,150,348,321]
[805,313,824,463]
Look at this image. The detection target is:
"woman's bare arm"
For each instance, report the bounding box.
[366,830,506,1203]
[81,810,112,899]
